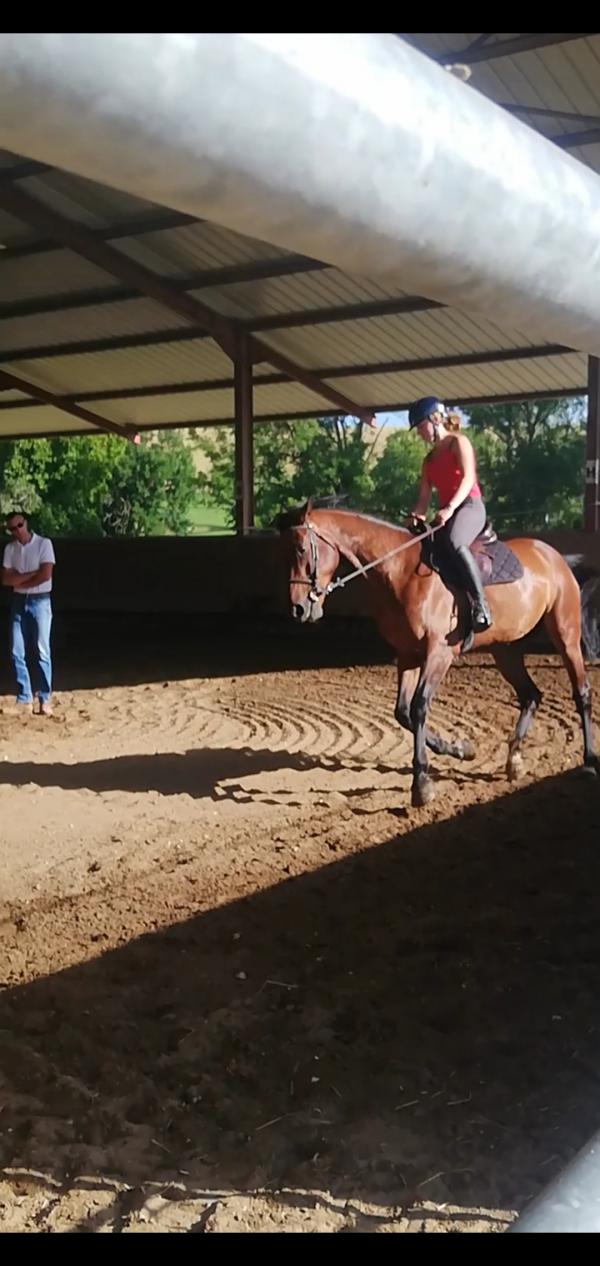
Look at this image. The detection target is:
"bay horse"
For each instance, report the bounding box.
[278,500,597,808]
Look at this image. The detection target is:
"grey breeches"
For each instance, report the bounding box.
[440,497,486,550]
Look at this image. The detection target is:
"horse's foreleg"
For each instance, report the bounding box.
[491,645,542,781]
[409,647,454,807]
[395,665,474,760]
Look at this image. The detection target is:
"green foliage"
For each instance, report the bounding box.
[0,397,587,539]
[196,417,378,528]
[196,399,587,534]
[468,397,586,531]
[0,431,198,537]
[367,429,425,520]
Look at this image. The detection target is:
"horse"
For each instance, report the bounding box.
[278,499,597,808]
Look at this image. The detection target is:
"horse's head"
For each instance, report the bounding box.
[275,498,340,624]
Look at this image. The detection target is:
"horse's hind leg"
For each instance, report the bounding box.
[395,665,475,760]
[545,597,597,775]
[491,645,542,782]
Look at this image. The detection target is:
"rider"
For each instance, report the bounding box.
[407,396,493,635]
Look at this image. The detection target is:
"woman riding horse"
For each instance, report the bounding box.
[408,396,493,636]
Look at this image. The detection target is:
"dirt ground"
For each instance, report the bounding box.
[0,618,599,1233]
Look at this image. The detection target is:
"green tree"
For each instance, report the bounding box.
[468,398,586,531]
[0,431,198,537]
[196,416,378,527]
[467,397,585,460]
[0,438,52,519]
[101,432,198,536]
[366,429,425,521]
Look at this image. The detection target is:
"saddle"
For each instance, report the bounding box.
[409,518,524,588]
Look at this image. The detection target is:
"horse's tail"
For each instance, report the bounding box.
[563,554,600,660]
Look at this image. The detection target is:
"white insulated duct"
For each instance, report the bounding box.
[0,33,600,355]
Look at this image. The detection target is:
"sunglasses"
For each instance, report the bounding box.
[7,522,25,532]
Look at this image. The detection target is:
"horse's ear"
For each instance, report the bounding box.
[272,497,313,533]
[272,504,302,533]
[273,508,293,534]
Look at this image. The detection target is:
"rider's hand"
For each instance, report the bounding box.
[433,505,453,527]
[405,512,426,534]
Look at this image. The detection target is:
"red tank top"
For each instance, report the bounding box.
[426,439,481,508]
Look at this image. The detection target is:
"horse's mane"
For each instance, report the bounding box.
[275,501,409,536]
[322,508,406,532]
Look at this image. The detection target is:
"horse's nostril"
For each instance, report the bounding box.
[293,603,305,620]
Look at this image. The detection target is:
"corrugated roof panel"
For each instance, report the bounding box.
[118,219,300,276]
[0,149,23,169]
[1,249,117,299]
[7,337,233,395]
[0,389,28,403]
[0,351,587,438]
[1,295,186,353]
[253,380,335,416]
[0,209,34,245]
[255,306,547,371]
[406,34,600,175]
[89,391,233,428]
[306,352,588,411]
[193,267,415,322]
[569,141,600,169]
[22,166,160,226]
[0,403,97,436]
[531,40,600,115]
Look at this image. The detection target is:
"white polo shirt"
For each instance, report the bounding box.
[3,532,55,594]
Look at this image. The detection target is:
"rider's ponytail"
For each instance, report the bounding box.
[445,412,462,433]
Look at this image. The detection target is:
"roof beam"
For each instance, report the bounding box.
[0,254,329,322]
[0,183,238,356]
[0,342,575,410]
[0,295,444,367]
[251,295,442,331]
[0,368,137,440]
[0,207,199,260]
[293,342,573,380]
[0,385,587,442]
[461,34,498,55]
[550,126,600,149]
[499,103,600,127]
[0,183,373,423]
[0,325,211,366]
[434,33,597,65]
[175,386,588,427]
[0,293,571,368]
[0,158,53,185]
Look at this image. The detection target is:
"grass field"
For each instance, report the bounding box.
[187,501,234,535]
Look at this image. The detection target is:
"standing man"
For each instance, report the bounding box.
[2,511,55,716]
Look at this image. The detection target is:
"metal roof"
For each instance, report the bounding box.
[0,33,597,440]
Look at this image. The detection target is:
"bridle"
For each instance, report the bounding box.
[291,517,443,603]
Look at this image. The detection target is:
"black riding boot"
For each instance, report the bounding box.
[454,545,493,632]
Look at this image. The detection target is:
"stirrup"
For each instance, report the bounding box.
[472,605,492,631]
[461,605,492,655]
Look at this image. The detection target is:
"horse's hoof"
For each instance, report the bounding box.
[459,739,476,762]
[411,777,435,808]
[507,754,524,782]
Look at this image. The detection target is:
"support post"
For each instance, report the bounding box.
[234,331,254,535]
[585,356,600,532]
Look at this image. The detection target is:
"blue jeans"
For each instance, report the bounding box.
[10,594,53,703]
